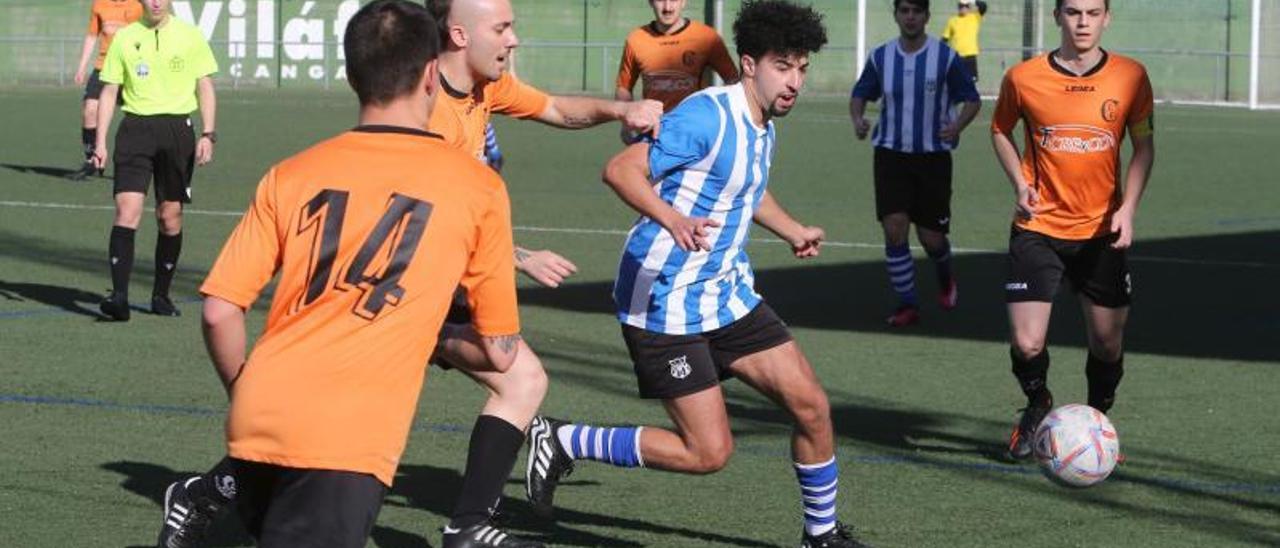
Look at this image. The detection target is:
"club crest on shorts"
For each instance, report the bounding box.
[668,355,692,379]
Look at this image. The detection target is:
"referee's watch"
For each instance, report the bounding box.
[200,131,218,144]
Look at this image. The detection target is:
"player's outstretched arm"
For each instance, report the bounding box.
[754,190,824,258]
[514,247,578,288]
[202,296,247,398]
[603,142,719,252]
[1111,132,1155,249]
[91,84,120,169]
[538,95,663,135]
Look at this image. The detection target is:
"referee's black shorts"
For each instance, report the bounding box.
[113,113,196,203]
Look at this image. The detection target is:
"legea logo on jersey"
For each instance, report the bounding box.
[644,71,698,93]
[1036,124,1116,154]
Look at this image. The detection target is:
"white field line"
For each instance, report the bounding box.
[0,199,1274,269]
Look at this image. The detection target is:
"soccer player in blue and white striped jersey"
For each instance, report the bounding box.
[525,3,869,546]
[850,0,981,327]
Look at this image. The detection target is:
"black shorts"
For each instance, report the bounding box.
[960,55,979,82]
[621,302,793,399]
[873,147,953,233]
[83,69,105,100]
[231,459,386,548]
[1005,226,1132,308]
[429,287,472,369]
[113,114,196,203]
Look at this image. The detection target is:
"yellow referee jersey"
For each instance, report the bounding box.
[101,17,217,116]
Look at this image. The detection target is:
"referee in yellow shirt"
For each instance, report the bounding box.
[91,0,217,321]
[941,0,986,81]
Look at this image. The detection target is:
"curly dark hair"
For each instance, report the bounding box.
[732,0,828,60]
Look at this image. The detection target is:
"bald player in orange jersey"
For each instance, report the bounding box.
[991,0,1155,462]
[616,0,739,112]
[71,0,143,180]
[422,1,662,545]
[154,3,525,547]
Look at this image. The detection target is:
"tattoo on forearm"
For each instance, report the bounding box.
[490,334,522,354]
[561,115,594,128]
[514,248,531,264]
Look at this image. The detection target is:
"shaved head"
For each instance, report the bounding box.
[425,0,520,84]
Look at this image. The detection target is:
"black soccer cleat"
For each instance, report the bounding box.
[68,161,99,182]
[99,291,131,321]
[441,521,544,548]
[801,521,873,548]
[151,295,181,317]
[525,416,574,518]
[157,476,224,548]
[1006,391,1054,461]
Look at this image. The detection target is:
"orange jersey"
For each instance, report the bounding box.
[429,71,550,162]
[992,51,1154,240]
[87,0,143,70]
[617,19,738,111]
[200,127,519,486]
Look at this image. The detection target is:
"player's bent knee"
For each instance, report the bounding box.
[1012,337,1046,360]
[689,439,734,474]
[790,391,832,433]
[1089,338,1123,362]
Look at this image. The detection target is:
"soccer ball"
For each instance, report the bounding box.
[1032,404,1120,487]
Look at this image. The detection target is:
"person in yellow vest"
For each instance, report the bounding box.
[91,0,218,321]
[941,0,986,81]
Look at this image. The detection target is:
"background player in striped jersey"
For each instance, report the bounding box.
[615,0,739,111]
[850,0,981,326]
[525,3,869,546]
[990,0,1155,461]
[70,0,142,180]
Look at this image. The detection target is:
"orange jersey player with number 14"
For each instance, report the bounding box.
[154,3,523,547]
[990,0,1155,463]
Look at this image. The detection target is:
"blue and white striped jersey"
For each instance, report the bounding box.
[613,83,775,335]
[851,37,980,153]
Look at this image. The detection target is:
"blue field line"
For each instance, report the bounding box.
[0,393,467,434]
[4,392,1280,495]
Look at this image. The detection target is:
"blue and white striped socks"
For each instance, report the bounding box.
[557,424,645,468]
[795,457,839,537]
[885,243,918,307]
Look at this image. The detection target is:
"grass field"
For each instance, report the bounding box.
[1,87,1278,547]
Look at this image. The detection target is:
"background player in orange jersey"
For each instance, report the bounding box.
[615,0,739,112]
[154,2,526,547]
[70,0,142,180]
[991,0,1155,462]
[422,1,663,545]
